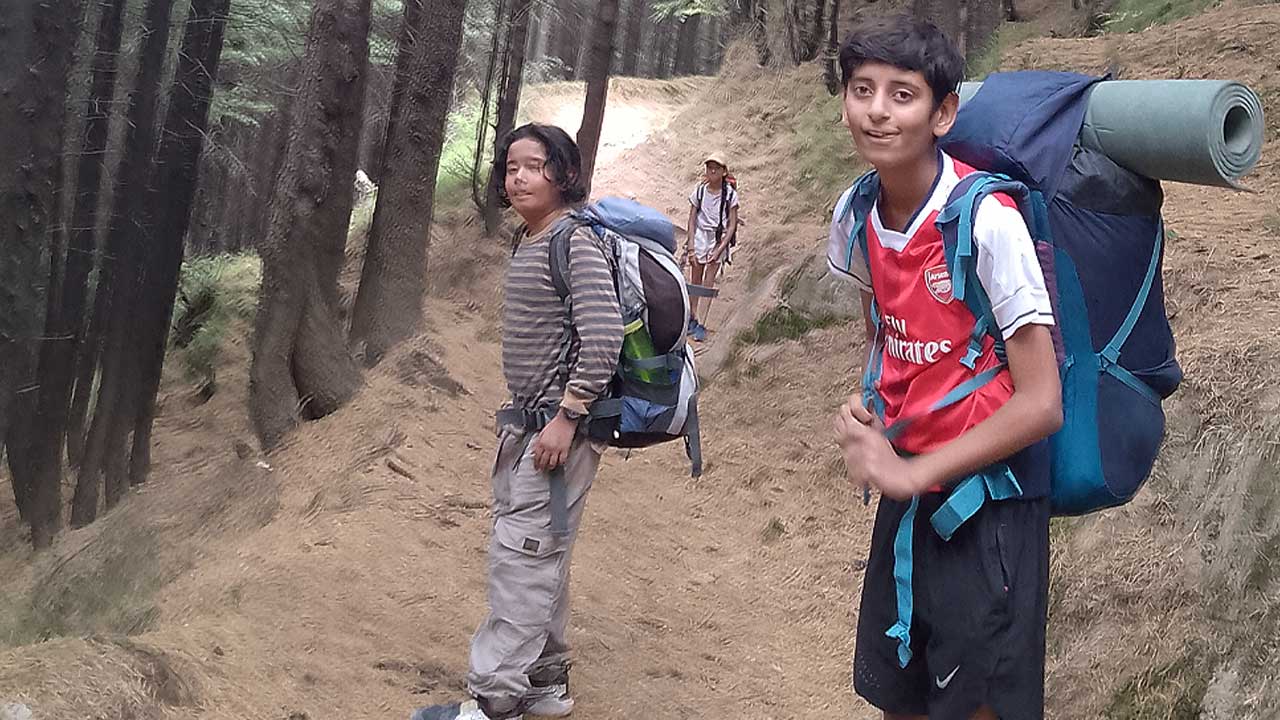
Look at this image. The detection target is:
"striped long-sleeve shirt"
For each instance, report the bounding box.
[502,218,623,414]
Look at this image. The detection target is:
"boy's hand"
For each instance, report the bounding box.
[713,241,730,262]
[835,395,926,502]
[533,413,577,471]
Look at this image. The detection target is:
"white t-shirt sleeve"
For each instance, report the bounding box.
[728,186,740,209]
[973,196,1055,337]
[826,186,872,292]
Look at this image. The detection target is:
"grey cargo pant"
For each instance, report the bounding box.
[466,425,600,709]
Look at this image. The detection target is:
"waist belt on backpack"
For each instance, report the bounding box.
[495,399,625,538]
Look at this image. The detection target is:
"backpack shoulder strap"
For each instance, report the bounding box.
[836,170,880,276]
[936,171,1047,368]
[548,213,589,301]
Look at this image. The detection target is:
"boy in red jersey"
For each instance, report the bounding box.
[828,14,1063,720]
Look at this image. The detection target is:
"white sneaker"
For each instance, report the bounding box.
[525,683,574,717]
[410,700,522,720]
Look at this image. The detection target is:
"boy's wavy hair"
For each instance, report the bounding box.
[838,13,964,109]
[492,123,587,208]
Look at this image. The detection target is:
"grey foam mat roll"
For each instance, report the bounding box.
[958,78,1266,189]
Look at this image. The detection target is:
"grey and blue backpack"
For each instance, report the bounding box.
[548,197,703,477]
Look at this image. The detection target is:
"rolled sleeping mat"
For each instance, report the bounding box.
[957,78,1266,189]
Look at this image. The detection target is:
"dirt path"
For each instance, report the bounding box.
[0,77,875,720]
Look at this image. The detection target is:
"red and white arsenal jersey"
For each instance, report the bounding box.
[828,152,1054,454]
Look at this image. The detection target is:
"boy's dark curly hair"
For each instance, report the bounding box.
[838,13,964,109]
[492,123,587,208]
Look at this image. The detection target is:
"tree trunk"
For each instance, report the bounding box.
[808,0,826,60]
[378,0,422,182]
[471,0,508,211]
[552,0,582,79]
[66,279,104,466]
[823,0,841,94]
[485,0,532,235]
[728,0,753,29]
[576,0,620,195]
[620,0,646,77]
[19,0,128,537]
[0,0,82,548]
[786,0,825,63]
[573,0,591,81]
[966,0,1002,61]
[914,0,964,54]
[127,0,232,487]
[525,1,544,70]
[674,13,700,76]
[348,0,465,367]
[73,0,176,526]
[250,0,370,450]
[649,19,669,77]
[753,0,772,66]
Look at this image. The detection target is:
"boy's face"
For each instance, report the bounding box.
[841,61,958,172]
[505,137,567,219]
[704,161,727,185]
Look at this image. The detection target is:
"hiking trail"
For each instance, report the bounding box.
[3,5,1280,717]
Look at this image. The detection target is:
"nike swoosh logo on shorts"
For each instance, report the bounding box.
[936,665,960,689]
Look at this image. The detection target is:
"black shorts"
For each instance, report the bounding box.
[853,492,1050,720]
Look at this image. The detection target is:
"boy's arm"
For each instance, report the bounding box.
[533,229,623,470]
[859,290,875,346]
[562,228,623,414]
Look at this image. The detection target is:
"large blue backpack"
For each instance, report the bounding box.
[834,71,1183,518]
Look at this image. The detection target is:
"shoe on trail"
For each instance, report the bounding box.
[525,681,573,717]
[409,700,520,720]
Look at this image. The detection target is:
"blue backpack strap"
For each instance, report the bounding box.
[929,463,1024,541]
[885,496,919,668]
[1097,220,1165,405]
[836,171,880,278]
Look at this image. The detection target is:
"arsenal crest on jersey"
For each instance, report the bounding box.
[924,264,954,304]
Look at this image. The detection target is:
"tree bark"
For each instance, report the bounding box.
[485,0,532,235]
[348,0,466,366]
[914,0,964,54]
[127,0,232,487]
[471,0,508,211]
[551,0,582,79]
[524,1,541,69]
[0,0,83,548]
[250,0,370,450]
[966,0,1003,61]
[73,0,176,526]
[620,0,646,77]
[674,13,701,76]
[753,0,772,66]
[18,0,128,538]
[577,0,621,195]
[823,0,841,94]
[785,0,825,63]
[377,0,422,182]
